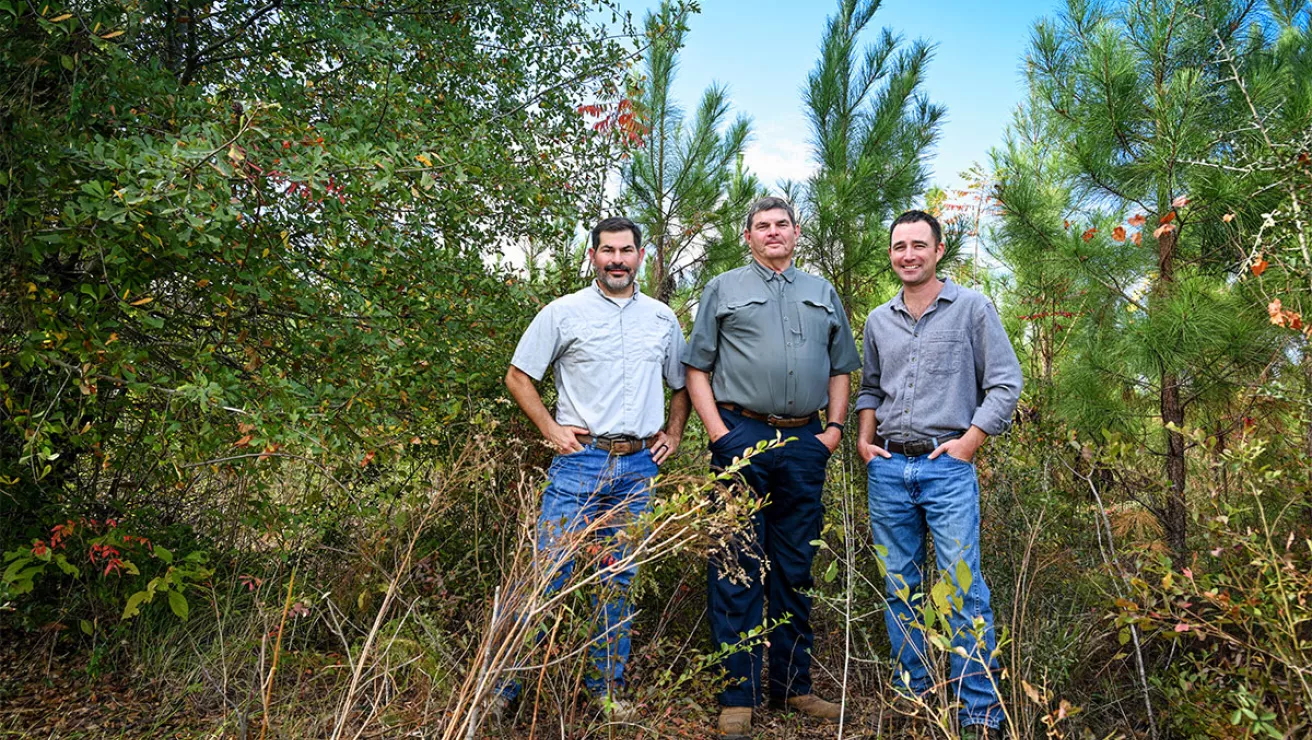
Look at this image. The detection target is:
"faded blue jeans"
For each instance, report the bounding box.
[498,445,657,700]
[867,451,1002,729]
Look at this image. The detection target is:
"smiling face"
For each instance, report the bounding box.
[744,207,800,270]
[889,220,945,288]
[590,229,643,296]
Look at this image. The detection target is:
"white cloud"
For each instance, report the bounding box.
[742,121,816,192]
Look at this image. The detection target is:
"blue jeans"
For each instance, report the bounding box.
[498,445,657,700]
[708,407,832,707]
[867,452,1002,729]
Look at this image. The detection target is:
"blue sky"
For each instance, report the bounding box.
[636,0,1060,196]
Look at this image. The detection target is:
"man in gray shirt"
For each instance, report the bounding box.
[855,210,1022,739]
[684,196,860,738]
[501,216,691,720]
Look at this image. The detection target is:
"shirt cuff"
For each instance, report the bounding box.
[970,410,1010,437]
[854,392,884,413]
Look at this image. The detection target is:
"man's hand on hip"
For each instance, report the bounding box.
[650,429,680,464]
[857,438,892,463]
[928,427,986,463]
[547,423,588,455]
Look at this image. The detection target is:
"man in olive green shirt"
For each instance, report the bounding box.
[683,196,860,738]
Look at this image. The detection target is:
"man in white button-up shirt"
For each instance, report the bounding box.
[499,216,690,719]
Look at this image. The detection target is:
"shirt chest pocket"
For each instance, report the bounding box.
[926,330,965,376]
[627,319,670,363]
[561,318,618,363]
[798,298,835,345]
[719,295,770,336]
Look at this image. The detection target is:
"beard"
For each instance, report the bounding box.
[596,264,636,293]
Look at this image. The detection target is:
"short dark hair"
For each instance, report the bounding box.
[743,196,797,233]
[590,216,642,250]
[890,210,942,247]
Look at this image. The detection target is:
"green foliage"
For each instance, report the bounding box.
[2,516,209,629]
[0,0,631,537]
[1112,440,1312,736]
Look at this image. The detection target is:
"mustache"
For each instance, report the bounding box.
[603,264,631,272]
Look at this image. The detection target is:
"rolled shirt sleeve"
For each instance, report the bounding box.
[854,309,885,413]
[969,300,1023,436]
[510,302,560,381]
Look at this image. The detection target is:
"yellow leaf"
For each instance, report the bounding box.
[130,296,153,306]
[100,30,124,39]
[51,13,72,21]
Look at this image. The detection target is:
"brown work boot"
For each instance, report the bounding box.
[717,706,753,738]
[782,693,843,721]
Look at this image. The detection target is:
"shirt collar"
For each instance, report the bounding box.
[590,281,640,307]
[891,277,958,314]
[750,259,797,283]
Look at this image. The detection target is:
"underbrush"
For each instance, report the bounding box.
[4,418,1310,739]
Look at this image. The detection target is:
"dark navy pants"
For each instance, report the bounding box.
[708,406,831,707]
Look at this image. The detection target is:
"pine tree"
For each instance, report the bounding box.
[798,0,944,317]
[620,1,753,305]
[996,0,1296,557]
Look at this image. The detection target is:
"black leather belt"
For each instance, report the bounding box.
[576,434,654,456]
[876,431,964,457]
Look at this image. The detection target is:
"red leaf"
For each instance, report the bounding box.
[1081,228,1097,242]
[1171,194,1190,208]
[1128,214,1146,227]
[1112,226,1126,242]
[361,450,376,467]
[233,434,254,448]
[1153,223,1175,239]
[1251,258,1268,277]
[1269,298,1284,321]
[1160,211,1177,225]
[1132,232,1142,246]
[1174,623,1191,632]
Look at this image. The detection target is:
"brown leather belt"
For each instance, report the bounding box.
[718,403,816,429]
[875,432,964,457]
[576,434,655,456]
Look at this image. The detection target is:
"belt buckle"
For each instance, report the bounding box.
[906,440,933,456]
[598,435,639,456]
[766,414,786,426]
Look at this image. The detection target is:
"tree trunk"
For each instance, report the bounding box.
[1156,226,1188,562]
[1161,372,1188,560]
